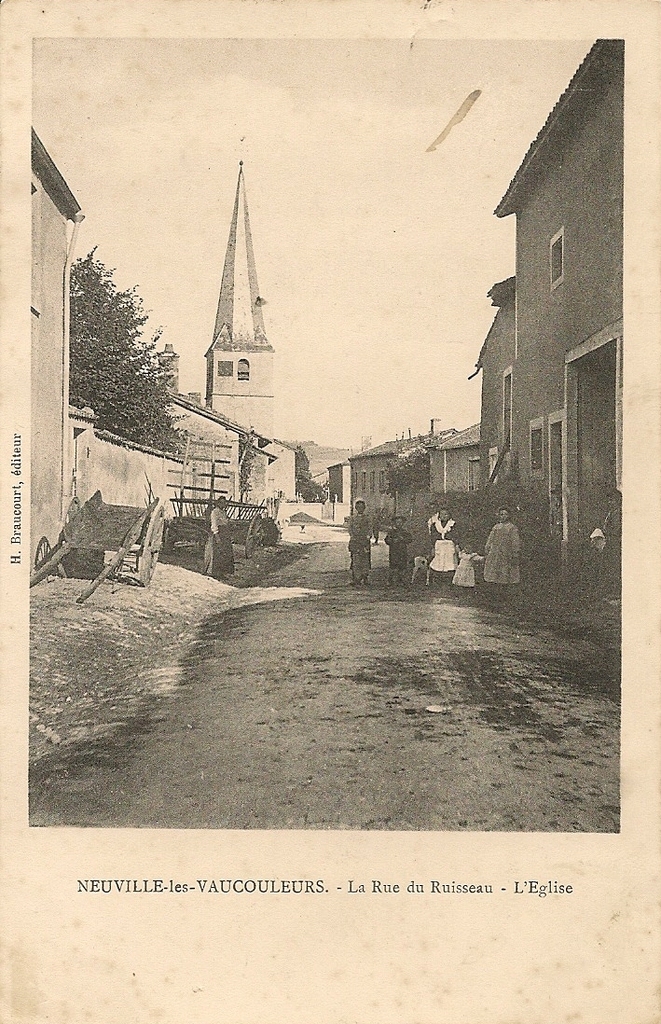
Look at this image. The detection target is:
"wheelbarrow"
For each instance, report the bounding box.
[29,490,166,603]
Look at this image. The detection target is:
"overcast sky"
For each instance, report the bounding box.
[33,38,591,448]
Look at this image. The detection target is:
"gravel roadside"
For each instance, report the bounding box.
[29,544,309,765]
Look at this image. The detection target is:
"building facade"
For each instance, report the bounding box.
[266,440,297,500]
[170,392,274,503]
[205,163,274,438]
[479,39,623,564]
[429,424,481,495]
[31,130,84,567]
[349,427,457,516]
[328,462,351,504]
[475,276,516,489]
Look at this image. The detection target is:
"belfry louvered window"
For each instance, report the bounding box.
[237,359,250,381]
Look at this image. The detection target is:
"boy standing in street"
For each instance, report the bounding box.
[384,516,413,586]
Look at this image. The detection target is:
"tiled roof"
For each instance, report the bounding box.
[349,429,457,461]
[488,276,515,308]
[171,392,272,446]
[495,40,623,218]
[94,429,183,462]
[472,277,516,374]
[32,129,82,222]
[436,423,480,450]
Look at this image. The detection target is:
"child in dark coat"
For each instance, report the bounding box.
[384,516,413,586]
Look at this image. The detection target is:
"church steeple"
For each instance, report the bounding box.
[205,164,275,438]
[211,162,271,351]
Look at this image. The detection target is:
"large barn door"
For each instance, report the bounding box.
[576,340,617,539]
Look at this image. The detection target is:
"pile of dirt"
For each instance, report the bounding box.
[29,558,317,764]
[287,511,325,525]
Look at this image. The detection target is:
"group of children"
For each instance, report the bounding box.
[383,511,484,590]
[349,501,521,592]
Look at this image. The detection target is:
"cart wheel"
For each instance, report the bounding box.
[34,536,52,570]
[138,502,166,586]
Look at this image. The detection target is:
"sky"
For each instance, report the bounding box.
[33,38,592,449]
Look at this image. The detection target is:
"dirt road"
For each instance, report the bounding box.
[30,537,619,830]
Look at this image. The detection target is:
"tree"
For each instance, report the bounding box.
[294,445,326,502]
[238,434,258,501]
[386,445,431,496]
[69,251,182,452]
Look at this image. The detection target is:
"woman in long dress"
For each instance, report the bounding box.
[427,508,459,586]
[204,496,235,579]
[483,508,520,592]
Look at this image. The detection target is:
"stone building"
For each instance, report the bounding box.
[31,130,84,567]
[349,425,457,517]
[170,392,274,503]
[328,462,351,504]
[476,39,624,566]
[429,424,481,495]
[474,276,516,487]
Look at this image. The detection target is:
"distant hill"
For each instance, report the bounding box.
[285,440,353,478]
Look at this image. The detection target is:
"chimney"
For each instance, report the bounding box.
[158,344,180,393]
[430,418,444,435]
[188,392,202,406]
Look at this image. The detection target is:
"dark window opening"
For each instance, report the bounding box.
[551,232,564,286]
[503,372,512,449]
[237,359,250,381]
[530,426,543,472]
[218,360,233,377]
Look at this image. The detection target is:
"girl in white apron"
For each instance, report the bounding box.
[427,509,459,586]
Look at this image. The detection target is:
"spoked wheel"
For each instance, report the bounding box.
[138,502,166,586]
[34,536,52,571]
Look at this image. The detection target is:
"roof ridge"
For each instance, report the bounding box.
[495,39,623,218]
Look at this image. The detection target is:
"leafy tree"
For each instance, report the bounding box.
[238,434,258,500]
[294,445,326,502]
[69,250,182,452]
[386,446,431,496]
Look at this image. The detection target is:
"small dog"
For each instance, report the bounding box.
[411,555,431,586]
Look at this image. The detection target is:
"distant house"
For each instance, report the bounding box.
[31,130,84,567]
[266,439,297,500]
[477,39,623,565]
[328,462,351,504]
[349,425,457,516]
[429,424,481,495]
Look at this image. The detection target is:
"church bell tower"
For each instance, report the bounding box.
[205,163,274,438]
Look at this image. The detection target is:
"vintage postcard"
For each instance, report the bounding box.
[1,0,659,1021]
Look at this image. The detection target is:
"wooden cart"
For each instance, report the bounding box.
[29,490,166,603]
[164,437,271,558]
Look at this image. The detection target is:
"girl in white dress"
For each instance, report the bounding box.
[427,508,459,586]
[452,550,484,589]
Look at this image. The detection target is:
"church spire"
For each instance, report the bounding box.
[212,162,270,350]
[205,164,275,438]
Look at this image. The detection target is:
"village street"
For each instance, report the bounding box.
[30,532,619,831]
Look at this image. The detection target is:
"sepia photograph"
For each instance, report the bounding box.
[2,2,660,1022]
[28,35,623,831]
